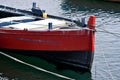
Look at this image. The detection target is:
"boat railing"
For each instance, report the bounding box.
[0,5,15,12]
[0,5,31,14]
[0,5,5,9]
[0,4,85,28]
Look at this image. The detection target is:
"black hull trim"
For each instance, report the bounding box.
[0,49,94,72]
[0,11,22,18]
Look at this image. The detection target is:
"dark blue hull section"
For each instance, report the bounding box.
[0,50,94,72]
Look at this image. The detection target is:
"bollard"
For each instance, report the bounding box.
[87,16,96,30]
[48,22,52,30]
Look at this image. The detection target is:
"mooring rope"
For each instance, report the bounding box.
[92,25,119,80]
[0,51,75,80]
[96,44,115,80]
[96,27,120,37]
[93,45,115,80]
[102,51,115,80]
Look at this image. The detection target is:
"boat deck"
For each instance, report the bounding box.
[0,16,82,31]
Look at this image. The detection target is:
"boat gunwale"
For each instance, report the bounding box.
[0,28,93,36]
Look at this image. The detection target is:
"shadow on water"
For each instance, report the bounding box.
[0,51,92,80]
[61,0,120,12]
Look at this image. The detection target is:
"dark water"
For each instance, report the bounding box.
[0,0,120,80]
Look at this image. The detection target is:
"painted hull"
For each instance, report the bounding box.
[0,30,94,51]
[0,29,95,71]
[1,50,94,71]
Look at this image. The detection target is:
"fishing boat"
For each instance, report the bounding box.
[0,3,96,71]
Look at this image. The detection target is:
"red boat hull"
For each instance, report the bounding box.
[0,15,96,71]
[0,29,95,71]
[0,30,95,52]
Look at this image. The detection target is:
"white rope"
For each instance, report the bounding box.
[93,51,115,80]
[96,27,120,37]
[93,38,116,80]
[101,51,115,80]
[0,51,75,80]
[96,42,115,80]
